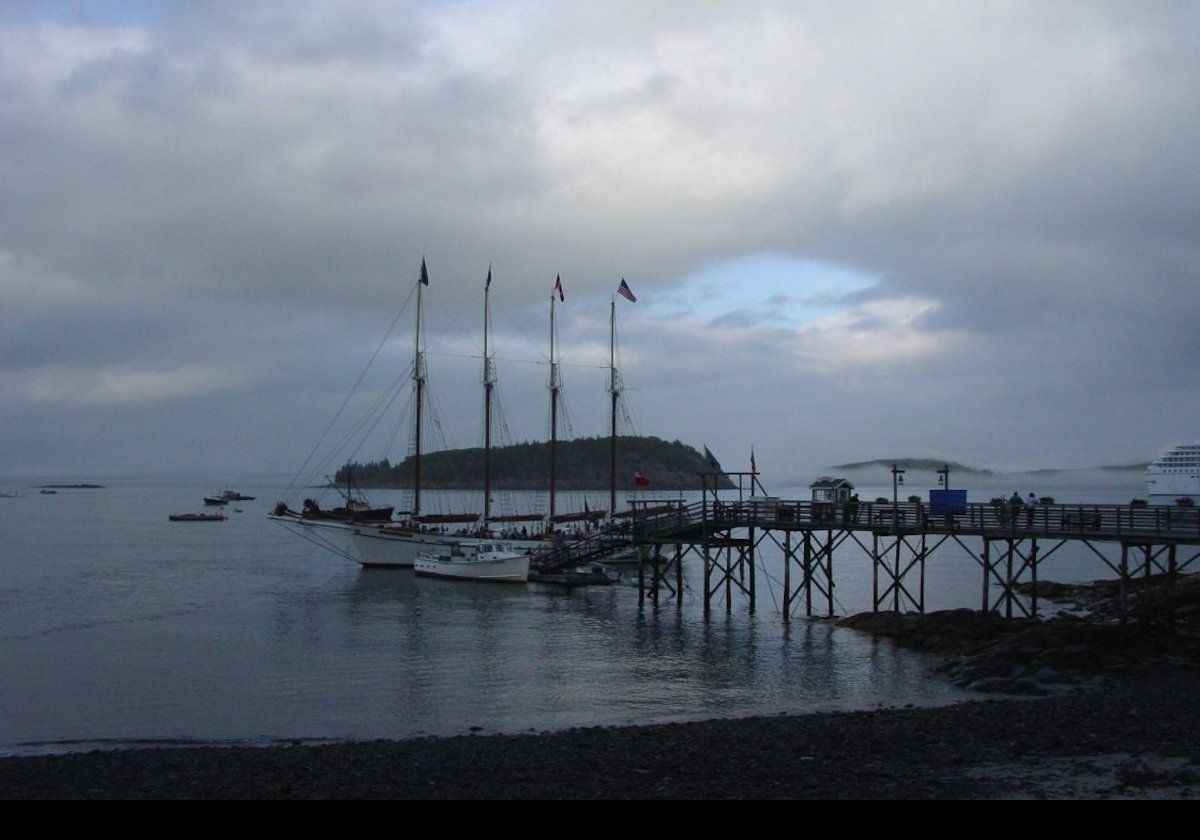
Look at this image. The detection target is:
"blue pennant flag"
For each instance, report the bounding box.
[704,445,724,472]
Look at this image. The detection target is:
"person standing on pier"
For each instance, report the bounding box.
[1026,492,1037,526]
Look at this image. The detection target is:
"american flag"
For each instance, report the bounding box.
[420,258,430,286]
[554,274,564,302]
[617,278,637,302]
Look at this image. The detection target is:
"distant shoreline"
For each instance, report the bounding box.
[828,460,1149,475]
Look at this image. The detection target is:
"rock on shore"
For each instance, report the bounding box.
[839,571,1200,696]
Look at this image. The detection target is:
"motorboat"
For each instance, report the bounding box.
[351,522,545,568]
[414,542,531,583]
[204,489,256,505]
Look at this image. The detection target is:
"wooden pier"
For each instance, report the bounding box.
[620,482,1200,624]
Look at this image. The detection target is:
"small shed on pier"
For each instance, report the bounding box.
[809,476,855,503]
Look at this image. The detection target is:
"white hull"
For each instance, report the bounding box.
[1146,473,1200,497]
[268,514,355,533]
[1145,442,1200,498]
[350,526,544,569]
[414,551,531,583]
[350,527,436,568]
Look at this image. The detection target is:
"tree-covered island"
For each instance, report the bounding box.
[333,436,735,491]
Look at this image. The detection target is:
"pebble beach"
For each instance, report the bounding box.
[3,661,1197,799]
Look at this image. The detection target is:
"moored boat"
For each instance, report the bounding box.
[169,513,228,522]
[414,542,531,583]
[351,522,544,568]
[204,489,256,505]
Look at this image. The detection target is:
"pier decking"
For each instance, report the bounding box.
[537,492,1200,623]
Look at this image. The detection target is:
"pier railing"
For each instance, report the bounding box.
[533,498,1200,577]
[631,498,1200,542]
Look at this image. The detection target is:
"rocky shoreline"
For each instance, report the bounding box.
[4,576,1199,799]
[839,570,1200,697]
[1,671,1198,799]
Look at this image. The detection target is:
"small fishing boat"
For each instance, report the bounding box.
[204,489,256,505]
[414,542,531,583]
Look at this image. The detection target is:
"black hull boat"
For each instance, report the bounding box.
[272,499,394,524]
[204,490,256,505]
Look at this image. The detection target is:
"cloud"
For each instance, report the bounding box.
[17,363,250,406]
[1,2,1198,480]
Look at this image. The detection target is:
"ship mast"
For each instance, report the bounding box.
[483,267,494,528]
[413,259,428,518]
[608,296,619,518]
[548,283,560,519]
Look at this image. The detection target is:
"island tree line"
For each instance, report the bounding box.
[334,436,734,491]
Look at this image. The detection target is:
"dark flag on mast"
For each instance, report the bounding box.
[486,265,492,289]
[617,278,637,302]
[420,258,430,286]
[554,274,565,302]
[704,445,724,472]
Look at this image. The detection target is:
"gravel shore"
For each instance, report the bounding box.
[3,670,1198,799]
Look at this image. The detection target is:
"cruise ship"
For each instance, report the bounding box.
[1145,442,1200,498]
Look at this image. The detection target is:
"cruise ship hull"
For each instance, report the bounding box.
[1145,472,1200,498]
[1145,442,1200,498]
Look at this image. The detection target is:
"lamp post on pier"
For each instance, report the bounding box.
[891,463,906,506]
[937,464,950,491]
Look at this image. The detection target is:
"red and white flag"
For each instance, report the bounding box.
[554,274,565,302]
[634,472,651,487]
[617,278,637,302]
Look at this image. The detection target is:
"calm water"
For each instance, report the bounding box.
[0,476,1146,755]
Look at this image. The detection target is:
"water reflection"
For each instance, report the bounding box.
[2,482,988,750]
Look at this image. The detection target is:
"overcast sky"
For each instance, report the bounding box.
[2,1,1198,486]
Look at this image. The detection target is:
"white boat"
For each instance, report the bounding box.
[1145,442,1200,498]
[352,524,544,568]
[414,542,531,583]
